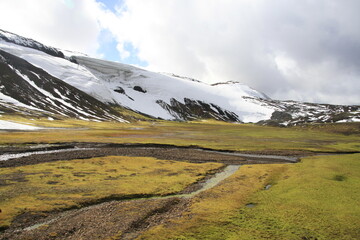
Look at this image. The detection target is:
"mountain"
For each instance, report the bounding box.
[0,29,359,125]
[0,49,125,122]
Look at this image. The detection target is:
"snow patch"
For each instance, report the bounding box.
[0,120,41,130]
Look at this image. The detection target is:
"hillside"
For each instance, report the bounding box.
[0,29,359,126]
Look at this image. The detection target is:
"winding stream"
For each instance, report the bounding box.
[0,148,95,161]
[173,165,240,198]
[1,145,294,232]
[24,165,241,231]
[0,146,297,162]
[198,149,298,162]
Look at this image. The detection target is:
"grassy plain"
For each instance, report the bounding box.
[0,117,359,153]
[0,117,359,238]
[139,154,360,240]
[0,156,222,228]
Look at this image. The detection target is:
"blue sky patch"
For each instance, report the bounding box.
[96,29,120,62]
[96,29,148,67]
[123,42,148,67]
[95,1,147,67]
[97,0,125,13]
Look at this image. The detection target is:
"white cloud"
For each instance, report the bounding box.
[0,0,103,55]
[103,0,360,105]
[0,0,359,105]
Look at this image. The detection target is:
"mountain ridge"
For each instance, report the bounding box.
[0,29,359,126]
[0,49,126,122]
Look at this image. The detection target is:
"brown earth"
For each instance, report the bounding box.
[1,197,189,240]
[0,143,301,168]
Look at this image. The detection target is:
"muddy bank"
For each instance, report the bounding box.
[0,142,314,156]
[1,197,189,240]
[0,166,240,239]
[0,142,300,168]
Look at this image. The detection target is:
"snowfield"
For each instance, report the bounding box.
[0,35,276,122]
[0,119,41,130]
[1,29,359,124]
[72,56,276,122]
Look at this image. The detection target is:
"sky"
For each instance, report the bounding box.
[0,0,359,105]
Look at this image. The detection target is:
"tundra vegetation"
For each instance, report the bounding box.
[0,116,359,239]
[0,156,222,228]
[0,116,359,153]
[139,154,360,239]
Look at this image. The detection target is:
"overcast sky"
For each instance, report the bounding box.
[0,0,359,105]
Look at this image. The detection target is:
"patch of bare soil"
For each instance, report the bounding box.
[0,197,189,240]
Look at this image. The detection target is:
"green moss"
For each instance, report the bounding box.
[112,106,154,121]
[0,118,359,236]
[0,120,359,153]
[229,154,360,239]
[0,156,222,228]
[139,154,360,240]
[333,174,347,181]
[138,164,288,240]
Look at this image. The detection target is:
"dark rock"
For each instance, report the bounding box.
[133,86,147,93]
[114,87,126,94]
[331,112,352,122]
[0,50,125,121]
[257,120,285,127]
[157,98,240,122]
[271,111,293,121]
[68,56,78,64]
[0,29,65,59]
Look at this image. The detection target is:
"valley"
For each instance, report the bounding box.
[0,120,359,239]
[1,29,359,126]
[0,29,359,239]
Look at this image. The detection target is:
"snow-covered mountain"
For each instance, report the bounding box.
[0,49,125,122]
[0,29,359,125]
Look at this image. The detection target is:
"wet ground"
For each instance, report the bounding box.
[0,143,305,239]
[0,142,301,168]
[1,165,243,240]
[2,196,190,240]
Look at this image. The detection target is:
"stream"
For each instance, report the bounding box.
[0,144,294,232]
[1,144,343,239]
[23,165,241,231]
[168,165,240,198]
[0,146,297,163]
[198,149,298,162]
[0,148,94,161]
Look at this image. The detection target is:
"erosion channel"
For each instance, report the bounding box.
[0,143,299,240]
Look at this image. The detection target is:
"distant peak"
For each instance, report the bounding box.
[161,72,203,83]
[211,81,242,86]
[0,29,65,59]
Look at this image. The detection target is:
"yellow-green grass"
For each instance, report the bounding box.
[0,118,359,153]
[138,163,288,239]
[295,122,360,136]
[0,115,130,129]
[112,106,154,121]
[0,156,223,228]
[139,154,360,240]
